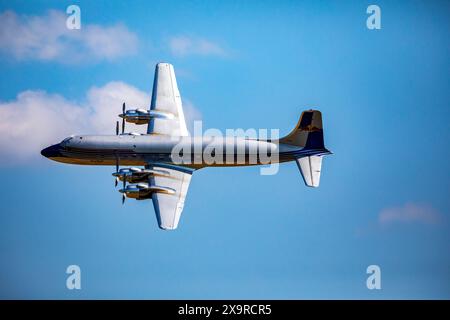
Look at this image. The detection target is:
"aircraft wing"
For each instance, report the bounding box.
[148,165,193,230]
[147,63,189,136]
[146,63,192,229]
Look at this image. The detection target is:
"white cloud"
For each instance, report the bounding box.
[378,203,442,226]
[0,10,138,63]
[182,99,203,135]
[0,82,202,164]
[0,82,149,164]
[86,82,150,134]
[168,35,227,57]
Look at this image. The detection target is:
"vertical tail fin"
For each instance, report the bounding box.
[279,110,330,188]
[279,110,324,149]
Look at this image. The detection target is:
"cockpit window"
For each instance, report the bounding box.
[61,137,73,144]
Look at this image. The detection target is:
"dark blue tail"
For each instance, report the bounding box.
[279,110,327,150]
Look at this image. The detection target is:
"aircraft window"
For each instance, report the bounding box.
[61,137,73,146]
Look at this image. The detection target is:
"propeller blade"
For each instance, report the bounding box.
[115,177,118,187]
[122,193,126,204]
[122,117,125,134]
[122,102,125,114]
[123,178,126,190]
[115,157,119,173]
[116,121,119,135]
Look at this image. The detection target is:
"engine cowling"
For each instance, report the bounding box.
[119,183,175,199]
[119,109,175,125]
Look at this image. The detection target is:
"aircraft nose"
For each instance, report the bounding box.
[41,143,62,158]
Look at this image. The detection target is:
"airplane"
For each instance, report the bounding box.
[41,62,332,230]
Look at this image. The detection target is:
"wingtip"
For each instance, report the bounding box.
[158,224,178,231]
[156,62,173,68]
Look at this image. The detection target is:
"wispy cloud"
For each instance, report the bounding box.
[0,10,138,63]
[355,202,444,237]
[378,203,443,226]
[168,35,227,57]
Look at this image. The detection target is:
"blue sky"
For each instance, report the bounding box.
[0,0,449,299]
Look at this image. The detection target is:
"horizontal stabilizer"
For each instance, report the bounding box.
[296,155,323,187]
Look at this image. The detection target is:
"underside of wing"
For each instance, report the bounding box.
[148,165,193,230]
[147,63,189,136]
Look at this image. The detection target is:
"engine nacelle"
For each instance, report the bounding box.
[119,183,175,199]
[113,167,171,184]
[119,109,175,125]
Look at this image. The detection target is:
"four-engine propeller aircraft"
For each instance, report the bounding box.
[41,63,331,230]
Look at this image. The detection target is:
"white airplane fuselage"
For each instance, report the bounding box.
[41,134,320,169]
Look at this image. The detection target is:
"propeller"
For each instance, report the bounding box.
[121,179,127,204]
[122,102,126,134]
[115,121,119,135]
[121,165,126,204]
[114,156,119,187]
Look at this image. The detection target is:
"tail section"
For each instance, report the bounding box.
[279,110,331,188]
[279,110,324,149]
